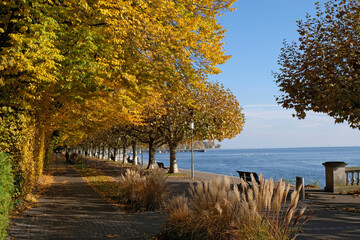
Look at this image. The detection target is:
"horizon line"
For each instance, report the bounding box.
[218,145,360,150]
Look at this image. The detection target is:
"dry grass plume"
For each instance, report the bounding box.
[160,174,311,240]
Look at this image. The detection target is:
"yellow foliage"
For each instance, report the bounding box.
[0,0,238,204]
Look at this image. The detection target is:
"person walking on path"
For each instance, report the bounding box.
[65,151,70,164]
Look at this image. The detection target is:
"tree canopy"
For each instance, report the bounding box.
[274,0,360,129]
[0,0,243,199]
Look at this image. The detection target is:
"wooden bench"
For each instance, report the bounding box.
[236,171,260,185]
[157,162,169,170]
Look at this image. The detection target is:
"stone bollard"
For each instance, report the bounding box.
[322,161,347,192]
[296,176,305,200]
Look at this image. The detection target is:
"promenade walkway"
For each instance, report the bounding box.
[8,157,360,240]
[299,190,360,239]
[8,158,164,240]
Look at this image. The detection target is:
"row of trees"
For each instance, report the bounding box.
[158,140,221,151]
[76,81,244,173]
[0,0,243,201]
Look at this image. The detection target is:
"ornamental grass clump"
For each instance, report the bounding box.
[118,169,167,210]
[143,169,167,210]
[161,175,311,240]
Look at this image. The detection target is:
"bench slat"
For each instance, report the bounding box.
[157,162,169,170]
[236,170,260,184]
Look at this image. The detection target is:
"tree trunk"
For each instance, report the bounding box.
[147,140,156,169]
[169,143,179,173]
[107,147,111,160]
[101,146,105,159]
[122,141,128,164]
[140,148,143,166]
[113,148,117,162]
[132,141,137,165]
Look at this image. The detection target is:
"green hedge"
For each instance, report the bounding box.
[0,152,14,240]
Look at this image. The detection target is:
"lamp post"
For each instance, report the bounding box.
[190,121,194,179]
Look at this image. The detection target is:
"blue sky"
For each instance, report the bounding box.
[210,0,360,149]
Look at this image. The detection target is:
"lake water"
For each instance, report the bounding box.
[140,147,360,187]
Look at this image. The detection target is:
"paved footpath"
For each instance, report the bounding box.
[9,156,360,240]
[298,190,360,240]
[8,157,162,240]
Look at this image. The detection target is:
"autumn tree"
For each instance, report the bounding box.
[98,0,236,88]
[132,124,165,169]
[157,81,245,173]
[129,93,167,169]
[274,0,360,128]
[158,90,193,173]
[194,82,245,141]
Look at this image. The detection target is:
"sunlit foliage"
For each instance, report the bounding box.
[0,0,242,221]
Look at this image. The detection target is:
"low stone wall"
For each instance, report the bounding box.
[323,161,360,193]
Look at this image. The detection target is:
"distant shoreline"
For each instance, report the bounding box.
[220,145,360,151]
[154,146,360,153]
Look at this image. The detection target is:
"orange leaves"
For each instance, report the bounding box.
[1,0,240,153]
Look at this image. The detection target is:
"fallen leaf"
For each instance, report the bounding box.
[105,234,120,238]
